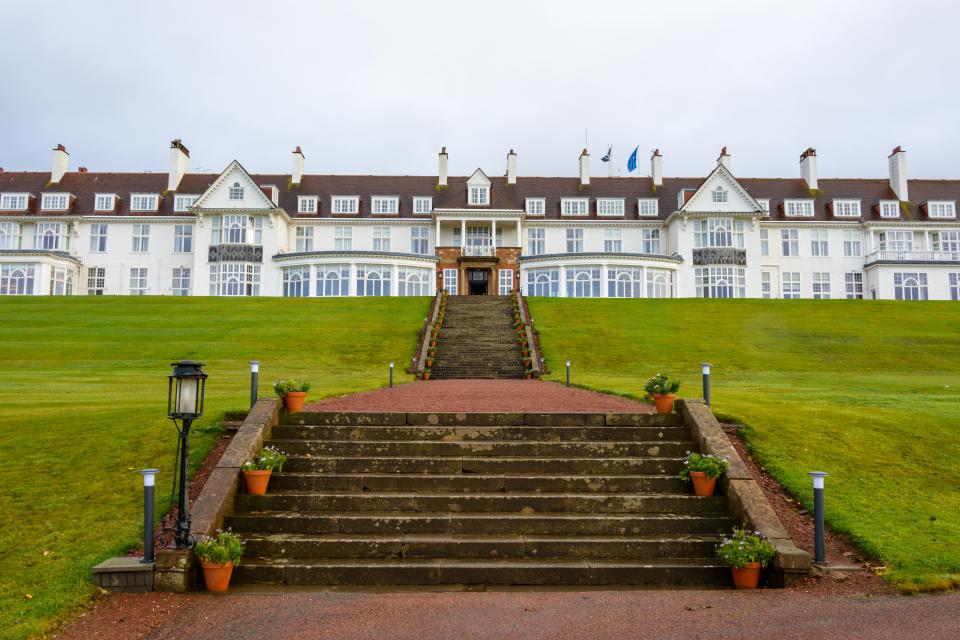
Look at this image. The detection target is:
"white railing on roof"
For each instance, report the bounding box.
[461,245,495,257]
[865,249,960,264]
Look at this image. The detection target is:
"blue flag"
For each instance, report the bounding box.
[627,146,639,173]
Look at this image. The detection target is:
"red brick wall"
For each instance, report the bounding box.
[435,247,521,295]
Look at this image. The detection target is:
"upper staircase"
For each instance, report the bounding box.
[430,296,526,379]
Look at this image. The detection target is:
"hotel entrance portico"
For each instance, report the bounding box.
[434,209,523,295]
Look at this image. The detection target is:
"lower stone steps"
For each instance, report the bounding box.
[267,473,687,493]
[230,557,731,587]
[270,424,691,441]
[267,439,694,458]
[282,455,685,475]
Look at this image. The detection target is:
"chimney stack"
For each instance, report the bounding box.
[800,147,818,190]
[51,144,69,183]
[438,147,448,187]
[291,146,305,186]
[579,148,590,186]
[506,149,517,185]
[888,146,908,201]
[651,149,663,188]
[717,146,731,170]
[168,139,190,191]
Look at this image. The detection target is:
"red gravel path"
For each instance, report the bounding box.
[305,380,654,413]
[56,589,960,640]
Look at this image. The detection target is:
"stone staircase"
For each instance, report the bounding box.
[226,411,736,587]
[430,296,526,379]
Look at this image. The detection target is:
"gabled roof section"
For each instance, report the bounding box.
[193,160,276,210]
[679,164,764,215]
[466,168,492,187]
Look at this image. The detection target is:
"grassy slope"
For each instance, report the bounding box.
[528,298,960,592]
[0,296,428,640]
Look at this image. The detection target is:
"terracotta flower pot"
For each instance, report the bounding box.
[243,469,272,495]
[200,560,234,593]
[731,562,762,589]
[423,371,431,380]
[652,393,675,414]
[689,471,717,497]
[426,358,433,367]
[284,391,307,412]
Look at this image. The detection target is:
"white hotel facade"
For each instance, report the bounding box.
[1,141,959,301]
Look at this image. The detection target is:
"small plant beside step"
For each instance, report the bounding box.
[242,446,288,495]
[680,451,728,497]
[716,528,776,589]
[194,530,245,593]
[644,373,681,414]
[274,380,312,412]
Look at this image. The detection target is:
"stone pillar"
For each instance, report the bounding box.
[435,218,441,248]
[492,219,497,251]
[516,219,522,249]
[391,264,398,296]
[461,219,466,251]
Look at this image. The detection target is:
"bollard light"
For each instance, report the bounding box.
[167,360,207,549]
[140,469,159,563]
[809,471,828,564]
[566,360,571,387]
[389,361,395,388]
[249,360,260,410]
[701,362,712,407]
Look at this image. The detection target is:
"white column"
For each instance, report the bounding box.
[640,265,647,298]
[516,219,522,248]
[600,262,608,298]
[349,262,357,297]
[435,218,441,247]
[492,219,497,251]
[460,219,466,250]
[559,263,567,297]
[391,264,399,296]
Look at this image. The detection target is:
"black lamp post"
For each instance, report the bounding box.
[167,360,207,549]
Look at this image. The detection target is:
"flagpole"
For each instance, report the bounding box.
[609,145,613,178]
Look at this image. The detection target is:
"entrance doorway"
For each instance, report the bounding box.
[467,269,489,295]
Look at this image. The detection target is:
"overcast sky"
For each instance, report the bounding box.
[1,0,958,180]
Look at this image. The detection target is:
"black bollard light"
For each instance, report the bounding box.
[808,471,828,564]
[140,468,159,563]
[167,360,207,549]
[249,360,260,410]
[565,360,571,387]
[701,362,712,407]
[389,361,394,388]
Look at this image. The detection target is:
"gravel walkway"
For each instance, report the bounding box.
[304,380,653,413]
[56,589,959,640]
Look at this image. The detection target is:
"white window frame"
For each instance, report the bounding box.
[693,218,744,249]
[398,266,430,297]
[603,228,622,253]
[781,229,799,256]
[173,194,198,212]
[332,196,360,214]
[879,230,913,251]
[784,199,814,217]
[130,193,159,212]
[833,199,861,218]
[35,222,67,251]
[782,272,801,299]
[565,227,583,253]
[638,198,658,217]
[295,226,315,252]
[228,182,244,201]
[132,224,150,253]
[297,196,318,214]
[171,267,191,296]
[525,198,545,216]
[949,273,959,301]
[129,267,148,295]
[410,226,430,255]
[282,266,311,298]
[49,266,73,296]
[845,272,863,299]
[0,264,36,295]
[812,272,831,299]
[498,269,514,296]
[468,186,490,206]
[641,228,661,254]
[565,265,602,298]
[932,231,960,253]
[209,263,261,297]
[810,228,829,257]
[894,272,928,301]
[0,222,21,250]
[334,226,352,250]
[879,200,900,218]
[756,199,770,212]
[842,229,862,257]
[443,268,458,296]
[372,196,399,215]
[0,193,29,211]
[356,263,392,296]
[317,264,350,296]
[41,193,69,211]
[174,224,193,253]
[927,201,957,219]
[761,271,772,299]
[87,266,105,295]
[760,228,769,256]
[372,226,391,252]
[711,186,728,204]
[89,223,108,253]
[527,268,560,297]
[597,198,625,217]
[413,197,433,215]
[95,193,117,212]
[527,228,545,256]
[561,198,589,216]
[695,266,746,299]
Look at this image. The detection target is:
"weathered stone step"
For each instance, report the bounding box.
[281,455,685,475]
[241,533,723,560]
[266,439,694,458]
[271,424,691,442]
[225,511,736,536]
[267,473,686,493]
[283,413,675,427]
[233,492,726,515]
[231,557,731,587]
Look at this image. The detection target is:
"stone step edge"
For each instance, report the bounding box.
[285,413,665,427]
[231,511,732,520]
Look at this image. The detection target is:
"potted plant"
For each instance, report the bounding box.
[644,373,681,414]
[274,380,312,412]
[425,357,434,368]
[423,368,432,381]
[716,529,776,589]
[194,530,245,593]
[680,451,729,497]
[242,445,288,495]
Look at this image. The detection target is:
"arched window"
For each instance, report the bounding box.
[712,186,728,204]
[229,182,244,200]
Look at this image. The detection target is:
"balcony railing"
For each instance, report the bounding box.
[865,249,960,264]
[461,245,495,257]
[692,247,747,266]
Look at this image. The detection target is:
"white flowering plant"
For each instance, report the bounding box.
[716,528,776,569]
[242,446,288,472]
[680,451,729,483]
[644,373,680,397]
[194,529,245,566]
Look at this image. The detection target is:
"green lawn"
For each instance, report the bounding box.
[0,296,429,640]
[528,298,960,593]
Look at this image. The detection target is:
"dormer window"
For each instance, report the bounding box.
[0,193,29,211]
[525,198,545,215]
[784,199,814,217]
[469,186,489,206]
[677,188,696,208]
[41,193,69,211]
[372,196,399,215]
[596,198,625,216]
[130,193,159,212]
[879,200,900,218]
[228,182,244,200]
[755,199,770,212]
[174,194,198,212]
[638,199,659,217]
[561,198,588,216]
[833,199,861,217]
[413,197,433,214]
[332,196,359,214]
[297,196,318,214]
[711,186,728,204]
[927,201,956,219]
[95,193,117,212]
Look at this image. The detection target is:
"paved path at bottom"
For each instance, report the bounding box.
[305,379,653,413]
[58,589,958,640]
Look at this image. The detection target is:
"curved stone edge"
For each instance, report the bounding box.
[154,398,281,592]
[676,398,811,586]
